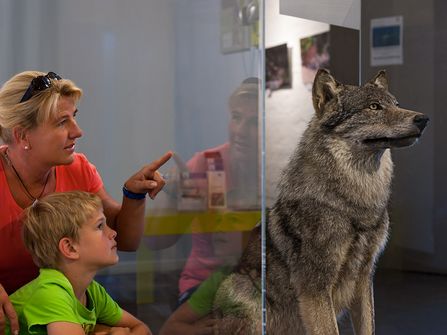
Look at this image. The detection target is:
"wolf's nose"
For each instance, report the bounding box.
[413,114,429,132]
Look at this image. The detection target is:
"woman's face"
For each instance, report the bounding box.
[25,96,83,167]
[228,98,258,161]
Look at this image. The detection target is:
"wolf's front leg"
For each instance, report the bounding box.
[299,292,339,335]
[349,276,375,335]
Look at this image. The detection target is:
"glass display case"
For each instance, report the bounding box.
[0,0,446,334]
[1,0,264,333]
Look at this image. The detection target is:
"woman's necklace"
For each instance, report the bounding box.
[3,149,51,206]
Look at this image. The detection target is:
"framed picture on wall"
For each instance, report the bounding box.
[300,31,330,89]
[266,43,292,92]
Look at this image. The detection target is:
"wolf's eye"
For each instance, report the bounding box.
[369,103,380,110]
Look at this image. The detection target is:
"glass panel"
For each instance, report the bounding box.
[140,2,264,333]
[0,0,264,334]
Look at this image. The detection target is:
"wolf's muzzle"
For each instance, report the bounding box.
[413,114,429,132]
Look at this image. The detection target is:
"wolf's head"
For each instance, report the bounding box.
[312,69,429,149]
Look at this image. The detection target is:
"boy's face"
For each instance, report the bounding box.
[76,208,119,269]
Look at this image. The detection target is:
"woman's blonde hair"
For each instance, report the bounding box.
[0,71,82,144]
[22,191,102,269]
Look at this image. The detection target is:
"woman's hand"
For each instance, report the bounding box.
[124,151,172,199]
[100,151,173,251]
[0,284,18,335]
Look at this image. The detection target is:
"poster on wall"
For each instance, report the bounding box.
[370,15,403,66]
[266,43,291,93]
[300,31,330,90]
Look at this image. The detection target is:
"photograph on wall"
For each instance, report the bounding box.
[266,43,291,92]
[300,31,330,90]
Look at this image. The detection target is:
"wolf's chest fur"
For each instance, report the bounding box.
[266,128,392,312]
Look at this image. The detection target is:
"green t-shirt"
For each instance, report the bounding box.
[8,268,122,335]
[187,266,232,317]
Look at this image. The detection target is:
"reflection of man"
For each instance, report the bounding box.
[177,78,260,306]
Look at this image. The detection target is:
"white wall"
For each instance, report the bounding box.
[172,0,261,161]
[55,1,177,201]
[265,0,329,204]
[0,0,177,202]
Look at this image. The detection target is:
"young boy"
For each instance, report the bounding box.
[7,191,152,335]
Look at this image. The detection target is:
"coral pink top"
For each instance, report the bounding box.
[179,143,233,294]
[0,149,103,294]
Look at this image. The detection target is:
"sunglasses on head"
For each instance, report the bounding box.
[19,71,62,103]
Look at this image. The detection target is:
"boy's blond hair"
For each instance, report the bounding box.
[0,70,82,144]
[22,191,102,269]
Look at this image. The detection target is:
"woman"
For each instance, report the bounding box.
[154,78,259,307]
[0,71,171,335]
[181,78,259,291]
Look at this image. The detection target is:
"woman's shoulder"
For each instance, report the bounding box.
[71,152,90,164]
[187,143,230,168]
[56,153,103,192]
[59,152,96,171]
[202,143,229,156]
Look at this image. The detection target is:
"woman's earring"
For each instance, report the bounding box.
[24,145,29,150]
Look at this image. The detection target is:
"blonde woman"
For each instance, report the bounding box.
[0,71,171,334]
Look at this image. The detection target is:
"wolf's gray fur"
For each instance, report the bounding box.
[212,69,429,335]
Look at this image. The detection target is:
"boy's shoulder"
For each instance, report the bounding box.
[10,270,121,333]
[9,269,77,334]
[187,266,233,316]
[12,269,108,306]
[11,269,72,304]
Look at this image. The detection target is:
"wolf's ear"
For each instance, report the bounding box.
[368,70,388,90]
[312,69,341,116]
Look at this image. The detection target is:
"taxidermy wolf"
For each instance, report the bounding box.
[213,69,429,334]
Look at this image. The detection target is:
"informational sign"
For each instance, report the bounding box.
[205,152,227,209]
[370,15,403,66]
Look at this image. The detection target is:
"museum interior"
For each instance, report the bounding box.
[1,0,446,334]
